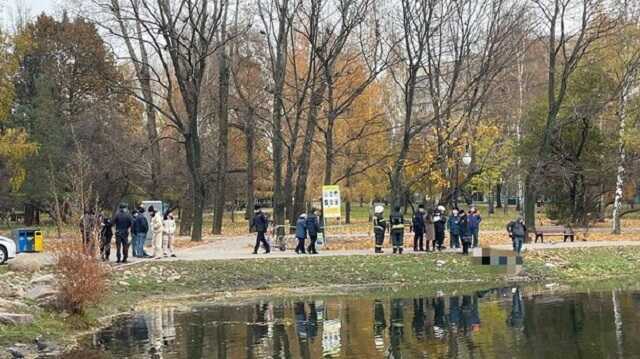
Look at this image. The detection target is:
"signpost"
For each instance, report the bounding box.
[322,185,341,219]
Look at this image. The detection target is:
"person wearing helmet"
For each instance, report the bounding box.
[412,205,426,251]
[373,205,387,253]
[433,205,447,251]
[295,213,308,254]
[389,206,405,254]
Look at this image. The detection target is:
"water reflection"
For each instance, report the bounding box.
[86,287,640,358]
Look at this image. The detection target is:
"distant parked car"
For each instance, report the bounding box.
[0,235,17,264]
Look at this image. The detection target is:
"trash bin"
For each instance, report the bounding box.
[12,228,41,253]
[34,231,44,252]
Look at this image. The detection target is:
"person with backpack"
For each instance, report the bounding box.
[390,206,405,254]
[306,208,321,254]
[373,205,387,253]
[99,215,113,261]
[251,205,270,254]
[412,205,426,251]
[295,213,307,254]
[507,217,527,255]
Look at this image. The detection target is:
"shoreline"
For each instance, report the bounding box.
[3,245,640,357]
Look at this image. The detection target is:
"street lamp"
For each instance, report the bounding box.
[454,150,472,208]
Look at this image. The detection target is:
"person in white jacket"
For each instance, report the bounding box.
[149,206,164,259]
[163,212,177,257]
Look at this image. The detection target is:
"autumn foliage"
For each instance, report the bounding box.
[53,239,109,314]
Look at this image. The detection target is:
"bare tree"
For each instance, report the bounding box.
[97,0,228,241]
[525,0,615,230]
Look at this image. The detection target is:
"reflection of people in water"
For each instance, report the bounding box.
[294,302,312,359]
[432,297,446,339]
[412,299,426,340]
[272,304,291,357]
[448,297,461,332]
[374,299,387,351]
[508,287,525,329]
[307,302,319,340]
[461,295,481,333]
[252,303,270,344]
[389,299,405,357]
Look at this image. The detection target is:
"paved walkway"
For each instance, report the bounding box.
[14,235,640,269]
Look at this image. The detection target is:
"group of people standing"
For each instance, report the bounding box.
[373,205,482,255]
[81,203,177,264]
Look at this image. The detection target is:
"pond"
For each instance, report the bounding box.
[83,287,640,358]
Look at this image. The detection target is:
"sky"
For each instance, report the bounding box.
[2,0,59,27]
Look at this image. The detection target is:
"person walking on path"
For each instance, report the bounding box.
[163,212,177,257]
[149,206,164,259]
[412,205,426,251]
[469,207,482,248]
[132,207,150,258]
[99,215,113,261]
[306,208,321,254]
[424,210,435,252]
[433,206,446,251]
[507,217,527,255]
[112,204,133,263]
[459,211,473,255]
[250,205,270,254]
[390,206,405,254]
[295,213,307,254]
[373,205,387,253]
[447,209,461,249]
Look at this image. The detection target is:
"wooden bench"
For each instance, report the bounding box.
[534,226,575,243]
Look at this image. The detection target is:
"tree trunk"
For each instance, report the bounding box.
[292,80,325,223]
[524,175,536,241]
[612,79,629,234]
[496,181,503,208]
[179,196,193,237]
[269,1,291,228]
[212,29,231,235]
[488,184,495,214]
[244,109,256,228]
[184,129,205,241]
[324,114,335,185]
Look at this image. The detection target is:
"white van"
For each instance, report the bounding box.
[0,235,17,264]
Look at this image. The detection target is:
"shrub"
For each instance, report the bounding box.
[53,239,109,314]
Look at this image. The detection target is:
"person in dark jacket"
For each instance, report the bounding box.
[433,206,447,251]
[251,205,270,254]
[112,204,133,263]
[459,211,473,255]
[99,216,113,262]
[306,208,321,254]
[468,207,482,248]
[447,209,461,249]
[295,213,307,254]
[373,205,387,253]
[412,205,426,251]
[507,217,527,254]
[132,207,150,258]
[389,206,405,254]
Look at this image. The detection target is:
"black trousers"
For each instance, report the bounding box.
[435,231,445,250]
[307,234,318,253]
[100,235,112,261]
[296,237,306,253]
[413,232,424,251]
[254,231,270,253]
[462,236,471,255]
[115,231,129,262]
[374,233,385,252]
